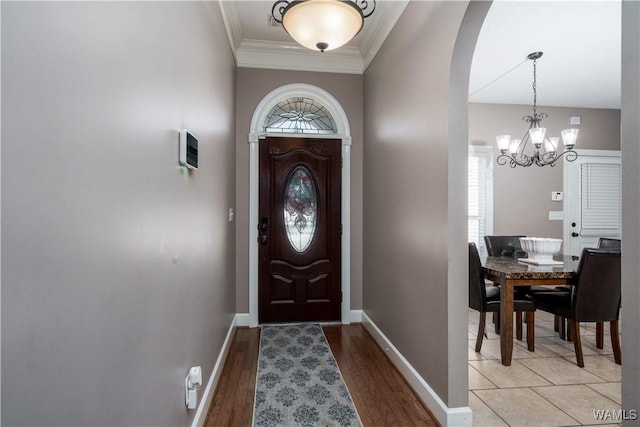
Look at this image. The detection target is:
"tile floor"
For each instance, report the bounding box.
[468,308,622,427]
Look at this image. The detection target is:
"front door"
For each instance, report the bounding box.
[258,136,342,323]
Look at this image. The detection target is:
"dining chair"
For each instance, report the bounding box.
[469,242,536,352]
[483,235,548,339]
[557,238,621,343]
[531,248,621,367]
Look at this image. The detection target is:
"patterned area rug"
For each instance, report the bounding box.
[252,324,362,427]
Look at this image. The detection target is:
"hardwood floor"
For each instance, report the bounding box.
[204,324,438,427]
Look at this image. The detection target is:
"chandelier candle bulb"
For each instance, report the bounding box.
[529,127,546,147]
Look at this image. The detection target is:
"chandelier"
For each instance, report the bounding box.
[496,52,579,167]
[271,0,376,52]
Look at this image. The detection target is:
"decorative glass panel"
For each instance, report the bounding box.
[264,97,337,134]
[284,166,317,252]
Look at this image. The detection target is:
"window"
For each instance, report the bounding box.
[263,97,337,134]
[468,146,493,257]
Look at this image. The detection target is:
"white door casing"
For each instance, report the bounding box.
[563,149,621,256]
[248,84,352,327]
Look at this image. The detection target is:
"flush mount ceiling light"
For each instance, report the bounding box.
[271,0,376,52]
[496,52,579,168]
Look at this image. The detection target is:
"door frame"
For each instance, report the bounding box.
[248,83,352,327]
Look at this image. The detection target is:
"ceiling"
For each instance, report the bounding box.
[220,0,622,109]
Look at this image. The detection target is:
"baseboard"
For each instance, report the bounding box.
[235,312,251,327]
[191,315,238,427]
[361,312,472,427]
[236,311,362,326]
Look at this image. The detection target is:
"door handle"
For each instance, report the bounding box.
[258,235,268,246]
[571,232,579,237]
[259,217,269,232]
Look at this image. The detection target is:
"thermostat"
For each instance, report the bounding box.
[179,129,198,169]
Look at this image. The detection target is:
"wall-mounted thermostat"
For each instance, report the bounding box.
[179,129,198,169]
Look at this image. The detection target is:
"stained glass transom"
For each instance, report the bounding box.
[264,97,337,134]
[284,166,317,252]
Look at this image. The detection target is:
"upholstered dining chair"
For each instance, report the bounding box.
[598,237,621,249]
[483,235,548,339]
[469,242,536,352]
[558,238,622,343]
[531,248,622,367]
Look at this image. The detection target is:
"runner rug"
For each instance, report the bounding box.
[252,323,362,427]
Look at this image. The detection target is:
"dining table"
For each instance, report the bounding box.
[482,255,581,366]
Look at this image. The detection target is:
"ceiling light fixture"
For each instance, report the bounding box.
[496,52,579,167]
[271,0,376,52]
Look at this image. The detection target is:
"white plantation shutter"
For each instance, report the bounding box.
[469,146,493,257]
[580,162,621,236]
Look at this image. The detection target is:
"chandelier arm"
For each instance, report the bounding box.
[271,0,290,24]
[354,0,376,18]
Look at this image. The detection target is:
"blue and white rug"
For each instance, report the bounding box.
[252,324,362,427]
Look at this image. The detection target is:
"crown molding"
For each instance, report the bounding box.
[218,1,242,60]
[237,39,364,74]
[359,1,409,71]
[219,1,408,75]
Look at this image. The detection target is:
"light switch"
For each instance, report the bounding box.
[551,191,563,201]
[228,208,235,223]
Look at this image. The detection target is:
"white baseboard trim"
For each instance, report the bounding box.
[235,312,251,327]
[191,315,238,427]
[361,312,472,427]
[349,309,363,323]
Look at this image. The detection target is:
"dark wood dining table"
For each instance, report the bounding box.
[482,255,580,366]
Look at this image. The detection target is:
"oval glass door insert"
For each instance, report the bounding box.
[284,166,317,252]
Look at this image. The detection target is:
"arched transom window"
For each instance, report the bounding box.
[263,97,337,134]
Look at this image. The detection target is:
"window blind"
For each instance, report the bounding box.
[580,162,621,236]
[469,147,492,257]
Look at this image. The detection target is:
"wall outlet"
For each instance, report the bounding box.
[549,211,564,221]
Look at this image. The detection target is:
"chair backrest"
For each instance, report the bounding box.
[469,242,487,311]
[484,235,525,257]
[572,248,621,322]
[597,238,621,249]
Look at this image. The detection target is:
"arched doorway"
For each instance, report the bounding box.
[247,84,352,327]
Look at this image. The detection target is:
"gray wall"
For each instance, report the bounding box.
[234,68,363,313]
[469,103,620,239]
[363,1,470,406]
[1,2,236,426]
[621,0,640,420]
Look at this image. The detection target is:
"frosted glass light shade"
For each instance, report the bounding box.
[282,0,364,52]
[545,137,559,152]
[509,139,521,154]
[496,135,511,152]
[529,127,546,147]
[561,128,579,149]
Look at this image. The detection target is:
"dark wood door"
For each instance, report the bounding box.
[258,137,342,323]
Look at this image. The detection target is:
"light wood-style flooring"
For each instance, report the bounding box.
[204,324,438,426]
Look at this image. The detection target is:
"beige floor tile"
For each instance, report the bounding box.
[586,382,621,405]
[580,356,622,382]
[469,391,508,427]
[474,388,579,426]
[468,346,486,361]
[535,320,561,338]
[469,364,497,390]
[472,336,558,360]
[519,357,606,385]
[533,384,620,425]
[536,337,611,359]
[469,359,551,388]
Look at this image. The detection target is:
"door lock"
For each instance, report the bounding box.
[571,232,579,237]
